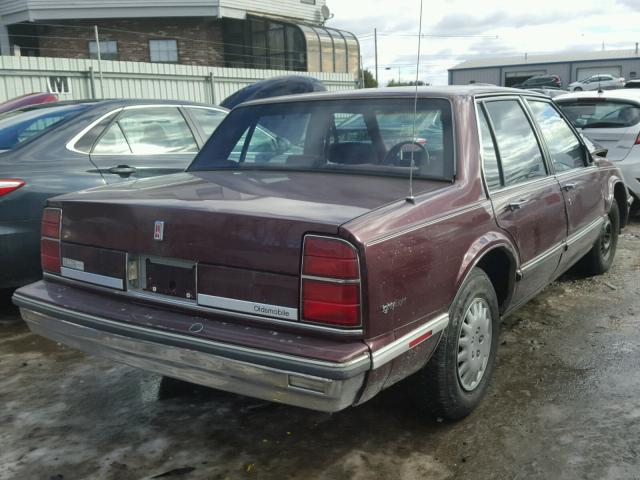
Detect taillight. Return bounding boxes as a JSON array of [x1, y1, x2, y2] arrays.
[[0, 179, 25, 197], [41, 208, 62, 274], [301, 236, 361, 327], [635, 132, 640, 145]]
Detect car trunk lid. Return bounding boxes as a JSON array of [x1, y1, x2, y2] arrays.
[[52, 171, 440, 274], [580, 125, 639, 161]]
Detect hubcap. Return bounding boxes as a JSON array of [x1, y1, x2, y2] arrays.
[[457, 298, 492, 392], [600, 217, 613, 259]]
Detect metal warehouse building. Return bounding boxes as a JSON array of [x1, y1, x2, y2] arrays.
[[448, 48, 640, 87]]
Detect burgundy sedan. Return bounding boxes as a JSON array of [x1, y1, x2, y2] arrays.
[[13, 87, 630, 420]]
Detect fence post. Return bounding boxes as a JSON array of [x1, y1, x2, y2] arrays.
[[88, 66, 97, 99], [209, 72, 216, 104]]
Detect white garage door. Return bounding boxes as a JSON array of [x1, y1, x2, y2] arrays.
[[576, 66, 622, 82]]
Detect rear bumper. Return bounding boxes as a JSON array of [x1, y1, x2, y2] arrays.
[[14, 293, 370, 413], [0, 220, 40, 288], [616, 148, 640, 198]]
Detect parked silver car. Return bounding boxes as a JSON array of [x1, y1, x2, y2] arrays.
[[568, 74, 625, 92], [555, 89, 640, 209]]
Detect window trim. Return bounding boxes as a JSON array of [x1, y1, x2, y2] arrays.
[[476, 95, 551, 193], [67, 105, 207, 156], [148, 38, 179, 63], [88, 39, 118, 61]]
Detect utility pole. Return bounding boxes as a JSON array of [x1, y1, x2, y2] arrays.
[[94, 25, 104, 98], [374, 28, 379, 86]]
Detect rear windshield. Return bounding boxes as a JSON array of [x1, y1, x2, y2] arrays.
[[0, 104, 89, 150], [189, 98, 454, 180], [557, 100, 640, 129]]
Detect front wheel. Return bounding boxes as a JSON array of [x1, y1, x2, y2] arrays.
[[573, 86, 583, 91], [578, 201, 620, 276], [413, 268, 500, 421]]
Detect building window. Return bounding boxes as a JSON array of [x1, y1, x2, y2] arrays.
[[88, 40, 118, 61], [223, 17, 307, 71], [149, 39, 178, 63]]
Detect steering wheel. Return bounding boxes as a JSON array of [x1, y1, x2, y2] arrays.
[[383, 141, 430, 166]]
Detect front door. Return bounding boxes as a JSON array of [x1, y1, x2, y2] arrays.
[[526, 99, 606, 270], [479, 99, 567, 306], [89, 106, 200, 182]]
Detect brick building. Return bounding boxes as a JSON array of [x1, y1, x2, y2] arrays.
[[0, 1, 359, 75]]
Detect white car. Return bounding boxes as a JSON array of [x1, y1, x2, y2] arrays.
[[555, 89, 640, 209], [568, 74, 625, 91]]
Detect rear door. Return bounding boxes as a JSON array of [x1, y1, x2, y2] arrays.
[[478, 98, 567, 306], [89, 106, 200, 182], [526, 99, 606, 269]]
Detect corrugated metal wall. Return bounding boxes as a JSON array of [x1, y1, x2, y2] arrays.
[[0, 56, 357, 104], [451, 58, 640, 86], [450, 68, 501, 86]]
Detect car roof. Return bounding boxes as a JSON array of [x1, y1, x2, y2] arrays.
[[238, 85, 547, 107], [7, 98, 227, 114], [554, 89, 640, 104]]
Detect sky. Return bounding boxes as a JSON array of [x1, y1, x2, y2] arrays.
[[326, 0, 640, 85]]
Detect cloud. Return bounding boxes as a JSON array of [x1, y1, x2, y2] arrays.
[[616, 0, 640, 10], [430, 9, 603, 36]]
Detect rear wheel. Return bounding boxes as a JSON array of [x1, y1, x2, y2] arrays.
[[578, 201, 620, 276], [413, 268, 500, 421]]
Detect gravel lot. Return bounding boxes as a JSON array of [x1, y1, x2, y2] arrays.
[[1, 218, 639, 480]]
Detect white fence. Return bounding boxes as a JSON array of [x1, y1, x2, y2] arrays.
[[0, 56, 358, 104]]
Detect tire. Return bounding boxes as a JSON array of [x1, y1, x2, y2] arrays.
[[413, 268, 500, 421], [578, 201, 620, 276], [574, 86, 583, 91]]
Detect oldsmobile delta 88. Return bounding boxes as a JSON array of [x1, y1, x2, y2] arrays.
[[13, 87, 630, 420]]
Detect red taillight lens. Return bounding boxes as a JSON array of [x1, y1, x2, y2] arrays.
[[0, 179, 25, 197], [303, 237, 359, 279], [303, 280, 359, 304], [41, 208, 62, 274], [635, 132, 640, 145], [42, 208, 61, 239], [301, 236, 361, 327], [41, 238, 61, 274]]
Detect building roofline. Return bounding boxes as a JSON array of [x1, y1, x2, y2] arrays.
[[449, 50, 640, 72]]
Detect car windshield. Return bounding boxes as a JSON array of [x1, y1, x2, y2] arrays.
[[558, 100, 640, 129], [190, 98, 454, 180], [0, 104, 89, 150]]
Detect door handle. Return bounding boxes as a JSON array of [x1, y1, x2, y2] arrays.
[[507, 199, 529, 211], [562, 183, 577, 191], [108, 165, 137, 175]]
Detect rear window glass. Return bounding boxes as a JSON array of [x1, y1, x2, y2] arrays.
[[190, 98, 454, 180], [558, 100, 640, 129], [0, 104, 88, 150]]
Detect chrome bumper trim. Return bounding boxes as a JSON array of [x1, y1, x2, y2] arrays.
[[12, 293, 370, 381], [42, 274, 364, 337], [18, 307, 365, 413], [60, 267, 123, 290], [371, 313, 449, 369], [197, 293, 298, 321]]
